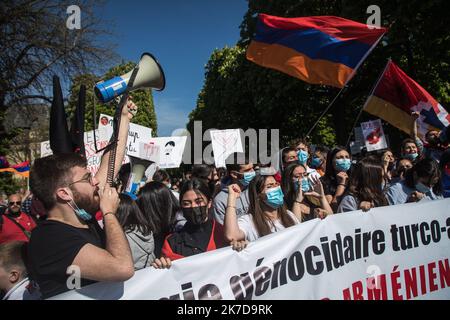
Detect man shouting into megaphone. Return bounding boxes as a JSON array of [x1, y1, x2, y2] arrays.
[[27, 98, 138, 299]]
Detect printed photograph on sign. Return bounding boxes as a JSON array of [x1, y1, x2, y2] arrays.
[[361, 119, 388, 152], [139, 137, 187, 169], [98, 113, 152, 159], [40, 130, 129, 175]]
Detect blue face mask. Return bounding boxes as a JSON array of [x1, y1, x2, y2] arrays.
[[295, 178, 311, 192], [240, 171, 256, 186], [403, 153, 418, 161], [265, 186, 284, 209], [415, 182, 431, 194], [335, 159, 351, 172], [68, 198, 92, 221], [310, 157, 322, 169], [297, 150, 309, 165]]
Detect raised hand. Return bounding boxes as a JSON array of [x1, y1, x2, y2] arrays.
[[228, 184, 241, 199], [231, 239, 248, 252], [151, 257, 172, 269], [359, 201, 374, 212], [99, 183, 120, 215], [336, 171, 349, 186], [407, 191, 424, 203], [304, 175, 324, 199]]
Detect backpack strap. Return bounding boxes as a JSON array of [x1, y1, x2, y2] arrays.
[[3, 214, 31, 239]]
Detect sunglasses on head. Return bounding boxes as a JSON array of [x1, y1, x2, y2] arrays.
[[9, 201, 21, 206]]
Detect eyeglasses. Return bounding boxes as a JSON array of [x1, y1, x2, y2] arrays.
[[68, 172, 94, 186], [9, 201, 21, 206]]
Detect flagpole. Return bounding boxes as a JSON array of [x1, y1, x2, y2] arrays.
[[306, 32, 387, 139], [305, 84, 348, 138], [345, 59, 392, 148], [344, 31, 387, 87]]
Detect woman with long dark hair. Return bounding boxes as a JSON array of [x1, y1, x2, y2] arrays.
[[386, 158, 443, 205], [281, 163, 333, 221], [224, 173, 300, 242], [116, 194, 155, 270], [337, 156, 389, 213], [191, 164, 220, 197], [136, 181, 181, 258], [160, 178, 227, 260], [321, 146, 352, 212]]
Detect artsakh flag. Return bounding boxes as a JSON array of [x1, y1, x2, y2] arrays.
[[246, 14, 387, 88], [363, 60, 450, 138], [0, 161, 30, 178]]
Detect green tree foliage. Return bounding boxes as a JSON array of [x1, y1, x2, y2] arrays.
[[67, 62, 158, 134], [189, 0, 450, 152]]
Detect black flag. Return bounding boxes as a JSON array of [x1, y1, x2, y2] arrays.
[[70, 84, 86, 158], [49, 75, 72, 153]]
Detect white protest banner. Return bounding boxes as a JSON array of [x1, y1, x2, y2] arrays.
[[52, 199, 450, 300], [98, 114, 152, 159], [361, 119, 388, 152], [40, 130, 129, 175], [210, 129, 243, 168], [139, 136, 187, 169]]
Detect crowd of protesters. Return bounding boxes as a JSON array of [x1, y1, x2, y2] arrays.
[[1, 101, 449, 299]]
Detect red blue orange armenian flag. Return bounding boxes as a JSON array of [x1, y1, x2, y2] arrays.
[[246, 14, 387, 88]]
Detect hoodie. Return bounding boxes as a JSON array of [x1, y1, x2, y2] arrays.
[[125, 227, 156, 270]]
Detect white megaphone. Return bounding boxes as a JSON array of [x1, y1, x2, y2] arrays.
[[94, 52, 165, 103], [126, 156, 153, 195]]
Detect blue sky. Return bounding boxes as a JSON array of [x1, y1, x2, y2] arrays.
[[96, 0, 248, 136]]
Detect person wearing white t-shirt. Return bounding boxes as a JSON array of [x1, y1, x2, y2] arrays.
[[294, 139, 321, 181], [224, 173, 301, 243]]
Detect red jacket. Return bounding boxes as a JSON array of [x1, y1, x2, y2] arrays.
[[0, 212, 36, 244], [161, 219, 226, 261]]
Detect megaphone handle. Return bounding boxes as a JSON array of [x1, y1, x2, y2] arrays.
[[105, 64, 140, 187], [106, 93, 127, 186]]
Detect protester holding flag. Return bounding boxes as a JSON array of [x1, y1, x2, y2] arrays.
[[337, 156, 389, 213], [400, 138, 422, 163], [160, 179, 227, 261], [281, 163, 333, 221], [411, 111, 449, 163], [321, 147, 352, 212], [224, 173, 300, 242], [363, 60, 450, 149], [116, 194, 156, 270]]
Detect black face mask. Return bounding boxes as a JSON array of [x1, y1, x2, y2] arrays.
[[182, 206, 208, 225]]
